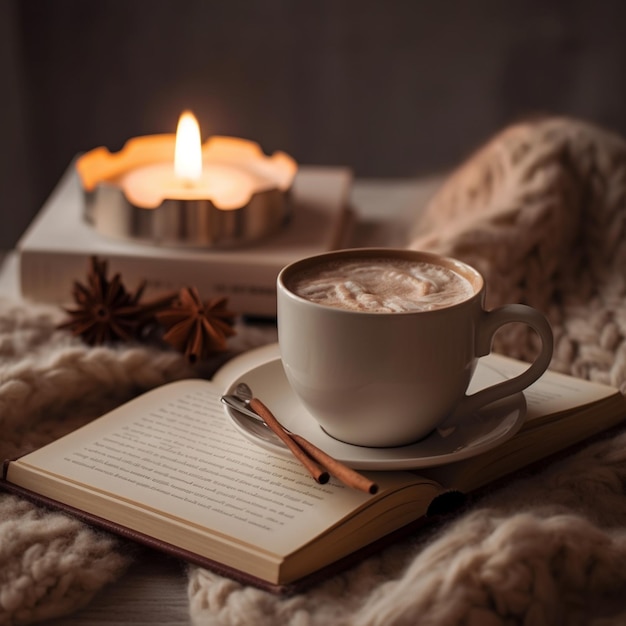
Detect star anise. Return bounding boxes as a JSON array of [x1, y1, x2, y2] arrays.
[[156, 287, 237, 362], [58, 257, 153, 345]]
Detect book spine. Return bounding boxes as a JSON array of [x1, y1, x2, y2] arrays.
[[19, 251, 280, 317]]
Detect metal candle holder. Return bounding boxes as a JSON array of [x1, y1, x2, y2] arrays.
[[76, 135, 298, 248]]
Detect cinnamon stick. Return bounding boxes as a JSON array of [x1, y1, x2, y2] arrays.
[[249, 397, 378, 495], [290, 433, 379, 495], [249, 398, 330, 484]]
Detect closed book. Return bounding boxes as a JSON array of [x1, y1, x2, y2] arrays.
[[17, 163, 353, 317]]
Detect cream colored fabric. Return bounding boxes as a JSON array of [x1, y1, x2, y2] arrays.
[[412, 116, 626, 392], [2, 295, 626, 626], [0, 301, 191, 624], [3, 117, 626, 625], [0, 300, 266, 625]]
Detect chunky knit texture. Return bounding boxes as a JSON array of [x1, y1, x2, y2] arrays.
[[186, 430, 626, 626], [0, 299, 271, 625], [411, 116, 626, 393], [3, 117, 626, 625]]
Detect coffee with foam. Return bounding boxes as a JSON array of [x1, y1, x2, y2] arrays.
[[278, 248, 553, 446], [287, 256, 475, 313]]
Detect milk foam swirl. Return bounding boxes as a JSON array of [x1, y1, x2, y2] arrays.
[[289, 258, 474, 312]]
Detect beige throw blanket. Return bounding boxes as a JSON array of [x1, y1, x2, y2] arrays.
[[412, 116, 626, 394], [2, 116, 626, 625]]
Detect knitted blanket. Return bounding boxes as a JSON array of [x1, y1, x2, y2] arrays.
[[411, 116, 626, 394], [2, 116, 626, 625]]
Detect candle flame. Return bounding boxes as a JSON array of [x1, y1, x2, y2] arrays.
[[174, 111, 202, 182]]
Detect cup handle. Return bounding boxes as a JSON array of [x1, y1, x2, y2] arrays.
[[440, 304, 553, 428]]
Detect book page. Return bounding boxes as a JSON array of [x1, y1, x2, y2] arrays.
[[11, 380, 417, 557], [482, 354, 620, 422], [424, 356, 625, 493]]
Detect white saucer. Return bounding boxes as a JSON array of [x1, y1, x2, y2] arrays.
[[216, 344, 527, 470]]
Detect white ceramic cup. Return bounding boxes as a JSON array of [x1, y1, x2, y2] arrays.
[[277, 248, 553, 447]]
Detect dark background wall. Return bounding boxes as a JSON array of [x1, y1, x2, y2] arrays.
[[1, 0, 626, 249]]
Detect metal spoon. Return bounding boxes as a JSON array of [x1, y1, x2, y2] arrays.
[[222, 383, 379, 494], [221, 384, 286, 447], [233, 382, 255, 405], [221, 383, 271, 424]]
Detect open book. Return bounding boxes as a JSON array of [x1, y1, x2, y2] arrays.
[[2, 347, 625, 593]]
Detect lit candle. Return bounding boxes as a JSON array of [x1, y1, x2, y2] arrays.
[[175, 111, 202, 182], [118, 111, 264, 210], [75, 112, 297, 247]]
